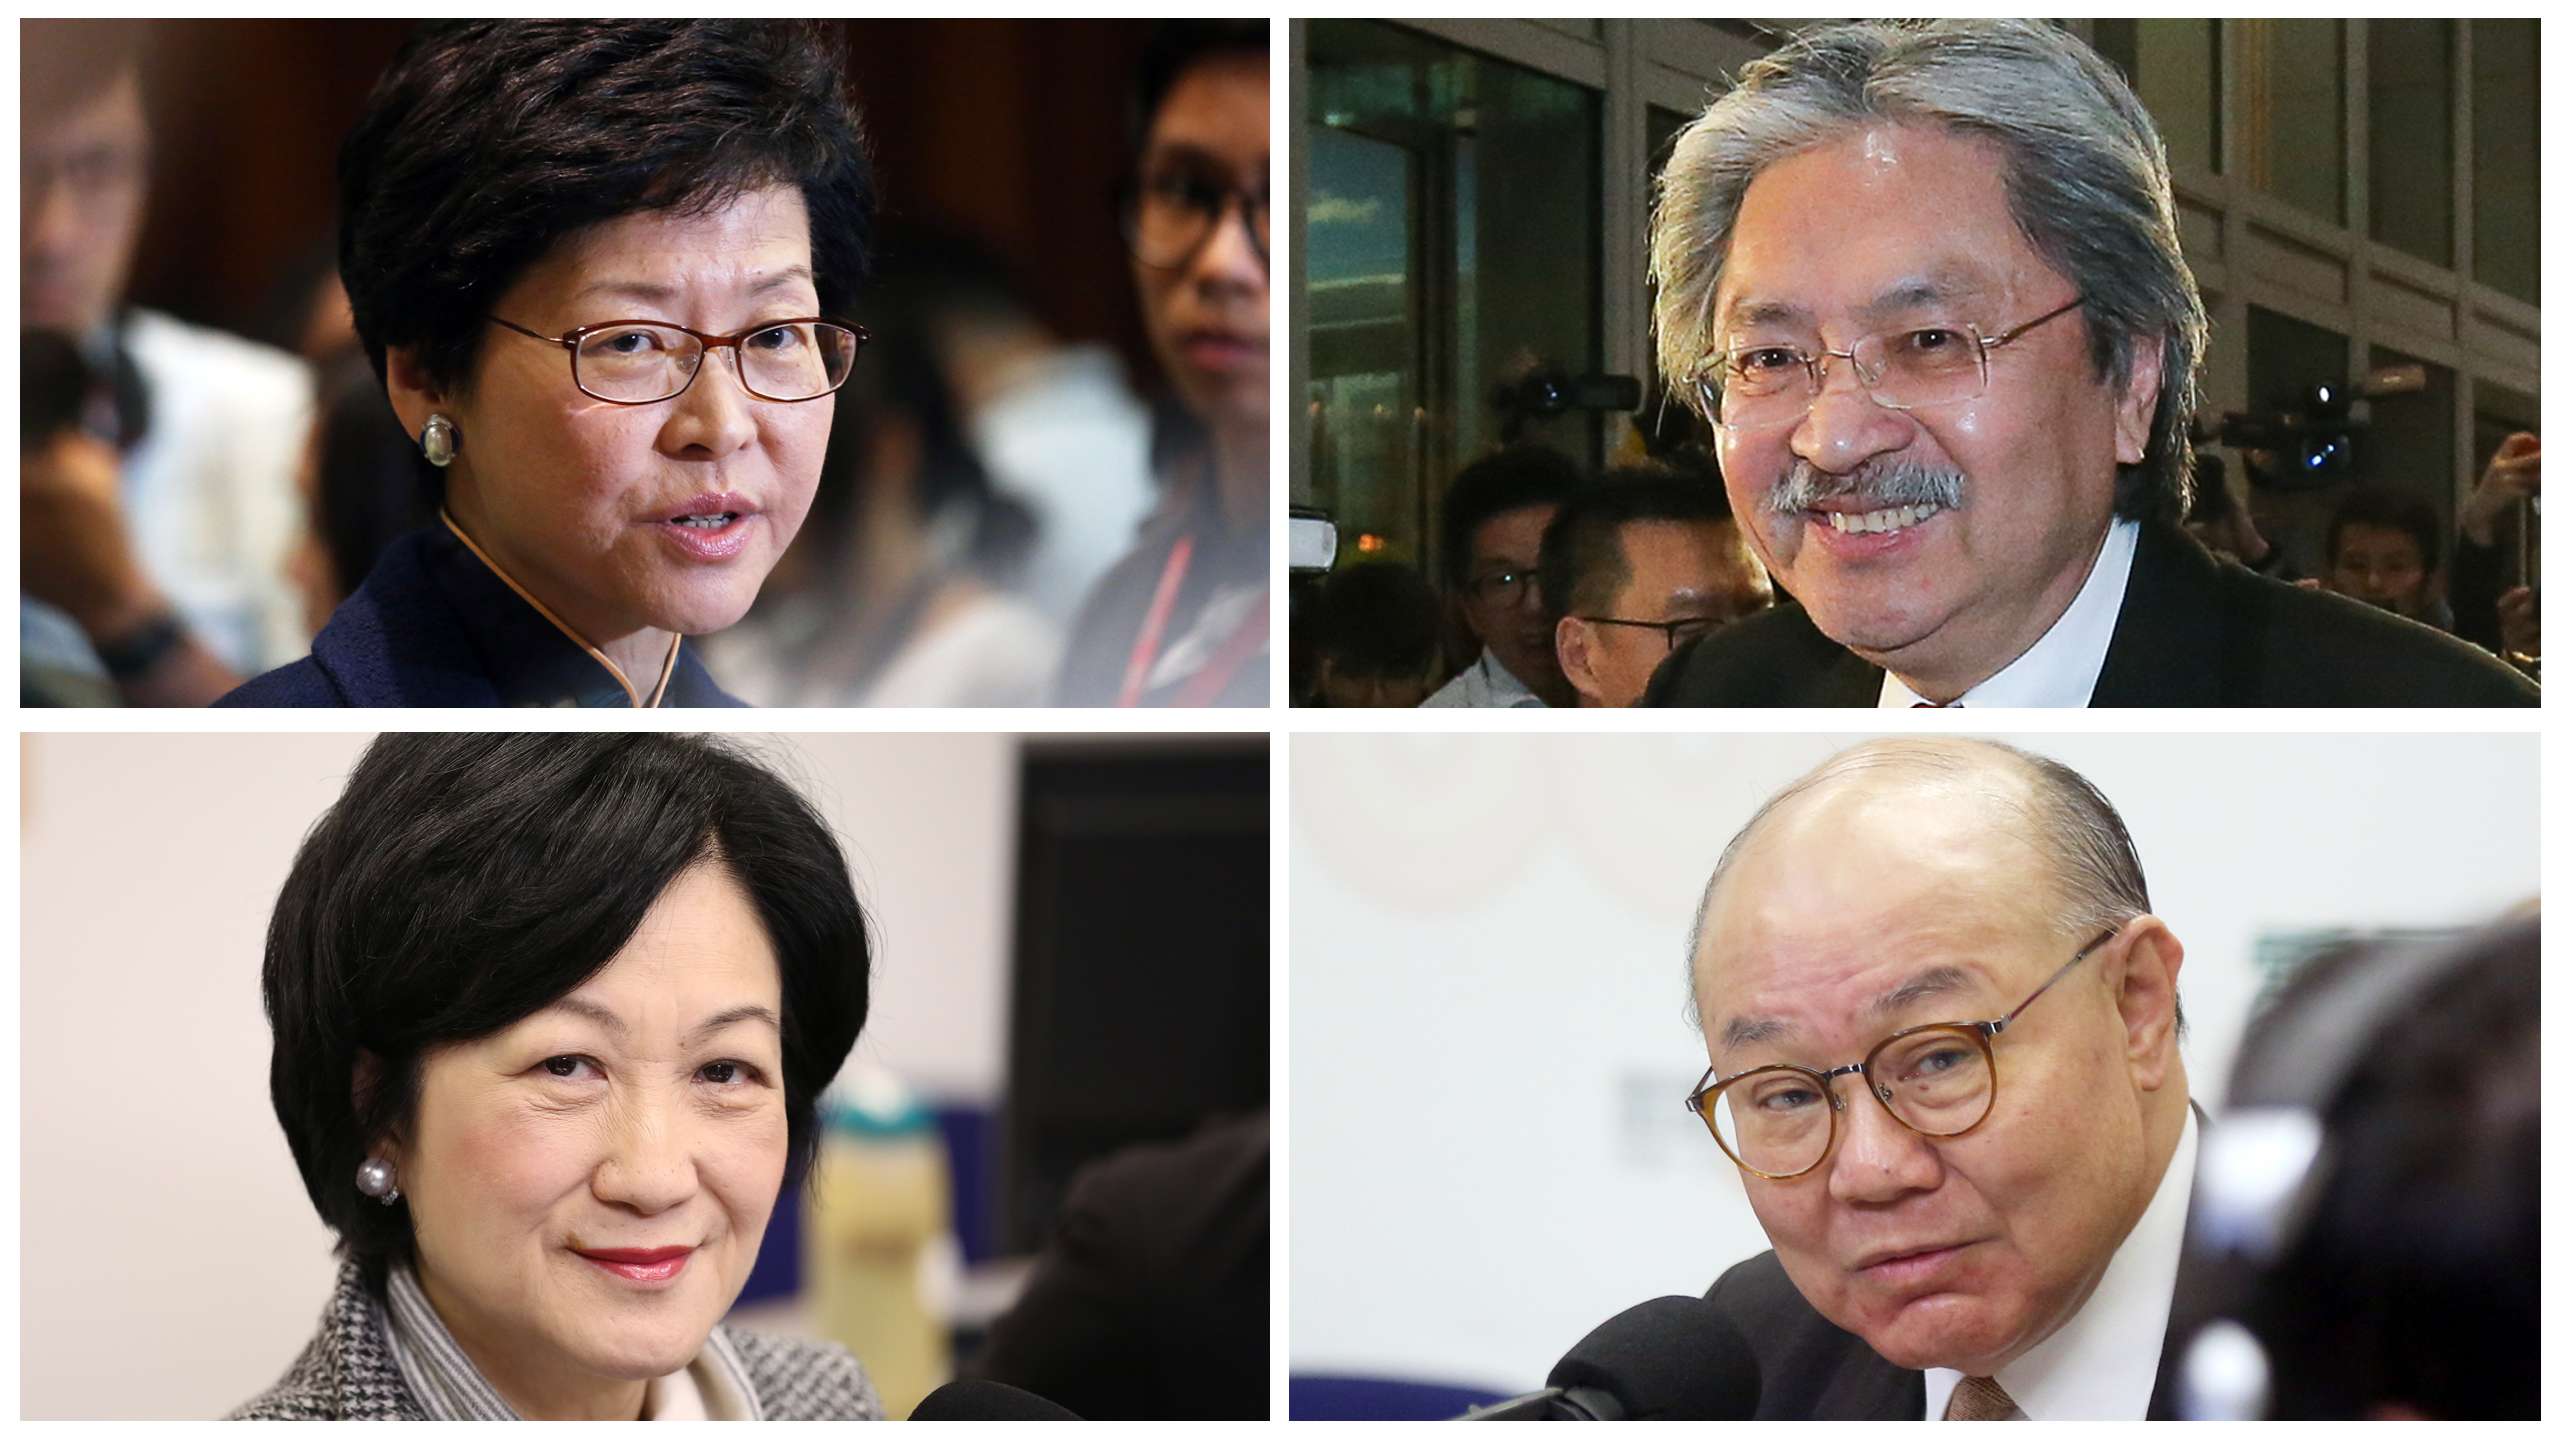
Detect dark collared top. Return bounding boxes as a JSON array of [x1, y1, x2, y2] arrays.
[[218, 521, 743, 708]]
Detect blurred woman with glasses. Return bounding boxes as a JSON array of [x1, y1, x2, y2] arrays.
[[222, 20, 873, 707], [1052, 20, 1271, 707]]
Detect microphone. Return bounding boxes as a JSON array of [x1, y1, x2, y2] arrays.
[[1462, 1296, 1760, 1420], [908, 1379, 1081, 1420]]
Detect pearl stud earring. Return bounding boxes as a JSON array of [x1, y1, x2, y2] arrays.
[[356, 1156, 402, 1206], [419, 413, 459, 468]]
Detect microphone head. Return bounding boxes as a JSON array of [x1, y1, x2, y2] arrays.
[[908, 1379, 1081, 1421], [1545, 1296, 1761, 1420]]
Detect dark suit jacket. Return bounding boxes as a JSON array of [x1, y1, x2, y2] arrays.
[[217, 526, 742, 708], [1645, 522, 2539, 707], [1703, 1249, 2185, 1420]]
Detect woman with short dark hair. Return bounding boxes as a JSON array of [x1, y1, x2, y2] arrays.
[[235, 733, 877, 1419], [1053, 21, 1270, 707], [221, 21, 874, 707]]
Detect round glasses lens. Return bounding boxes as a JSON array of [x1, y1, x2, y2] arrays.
[[741, 322, 855, 400], [575, 324, 699, 402], [1133, 188, 1206, 267], [1707, 1069, 1833, 1177], [1870, 1027, 1993, 1136]]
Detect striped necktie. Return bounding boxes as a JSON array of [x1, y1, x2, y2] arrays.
[[1945, 1373, 2024, 1420]]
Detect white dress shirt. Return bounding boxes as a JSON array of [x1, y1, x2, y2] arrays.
[[1922, 1105, 2199, 1420], [1880, 518, 2139, 708], [1420, 648, 1549, 708]]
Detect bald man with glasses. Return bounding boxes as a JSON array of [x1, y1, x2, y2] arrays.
[[1685, 738, 2201, 1418]]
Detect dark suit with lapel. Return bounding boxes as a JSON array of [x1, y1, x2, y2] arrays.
[[1704, 1249, 2185, 1419], [1644, 522, 2539, 707]]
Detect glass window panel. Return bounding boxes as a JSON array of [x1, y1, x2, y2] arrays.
[[2367, 20, 2453, 267], [2245, 20, 2343, 224], [1304, 20, 1600, 583], [2364, 344, 2456, 526], [2471, 19, 2540, 303], [2091, 20, 2221, 177]]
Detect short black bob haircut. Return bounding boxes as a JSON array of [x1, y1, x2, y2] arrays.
[[264, 733, 871, 1276], [337, 20, 874, 479]]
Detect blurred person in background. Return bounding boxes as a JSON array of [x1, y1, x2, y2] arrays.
[[2452, 432, 2539, 670], [705, 285, 1056, 706], [286, 347, 436, 640], [1305, 560, 1442, 706], [2315, 487, 2454, 631], [21, 20, 312, 703], [239, 733, 879, 1419], [222, 20, 873, 707], [2168, 914, 2537, 1419], [892, 227, 1154, 626], [1054, 20, 1270, 707], [1423, 446, 1582, 708], [21, 331, 251, 705], [1543, 465, 1773, 707], [975, 1109, 1269, 1419]]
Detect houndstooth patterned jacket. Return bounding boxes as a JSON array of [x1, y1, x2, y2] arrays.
[[228, 1261, 883, 1420]]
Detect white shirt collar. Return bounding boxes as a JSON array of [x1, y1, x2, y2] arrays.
[[380, 1262, 760, 1420], [1922, 1105, 2198, 1420], [1879, 518, 2139, 708], [1419, 648, 1550, 708]]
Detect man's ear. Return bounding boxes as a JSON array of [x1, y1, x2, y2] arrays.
[[382, 345, 451, 442], [1555, 616, 1602, 707], [2111, 916, 2185, 1091], [2114, 333, 2165, 468]]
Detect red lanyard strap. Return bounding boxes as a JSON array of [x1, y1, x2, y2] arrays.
[[1117, 534, 1195, 707]]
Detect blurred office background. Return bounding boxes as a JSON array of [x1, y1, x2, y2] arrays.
[[26, 19, 1205, 705], [1287, 731, 2537, 1416], [21, 732, 1268, 1418], [1291, 20, 2539, 684]]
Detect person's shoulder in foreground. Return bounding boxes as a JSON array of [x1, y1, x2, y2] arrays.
[[1647, 526, 2539, 707]]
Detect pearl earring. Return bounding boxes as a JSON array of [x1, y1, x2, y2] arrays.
[[419, 413, 459, 468], [356, 1156, 402, 1206]]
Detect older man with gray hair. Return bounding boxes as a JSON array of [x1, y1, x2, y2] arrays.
[[1641, 20, 2532, 707], [1685, 737, 2199, 1417]]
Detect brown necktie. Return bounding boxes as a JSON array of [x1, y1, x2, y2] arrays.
[[1945, 1374, 2024, 1420]]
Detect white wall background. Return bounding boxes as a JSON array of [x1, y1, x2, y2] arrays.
[[20, 731, 1024, 1420], [1288, 731, 2538, 1394]]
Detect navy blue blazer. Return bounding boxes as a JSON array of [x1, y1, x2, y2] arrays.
[[217, 525, 743, 708]]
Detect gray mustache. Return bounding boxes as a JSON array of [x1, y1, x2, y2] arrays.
[[1765, 458, 1967, 518]]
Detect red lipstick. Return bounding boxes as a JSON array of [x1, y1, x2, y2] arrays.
[[572, 1245, 695, 1287]]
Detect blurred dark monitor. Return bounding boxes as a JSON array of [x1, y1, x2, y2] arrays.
[[999, 739, 1269, 1253]]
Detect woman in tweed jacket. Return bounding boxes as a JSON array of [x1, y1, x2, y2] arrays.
[[233, 734, 881, 1420]]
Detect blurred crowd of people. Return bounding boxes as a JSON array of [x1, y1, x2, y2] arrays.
[[1296, 429, 2540, 707], [21, 19, 1269, 708]]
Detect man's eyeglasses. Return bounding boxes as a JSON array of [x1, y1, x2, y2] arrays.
[[488, 316, 865, 406], [1685, 928, 2118, 1180], [1465, 567, 1540, 608], [1579, 614, 1732, 656], [1122, 164, 1270, 270], [1689, 297, 2084, 432]]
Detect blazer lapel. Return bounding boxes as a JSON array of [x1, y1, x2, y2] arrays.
[[2090, 524, 2232, 706]]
